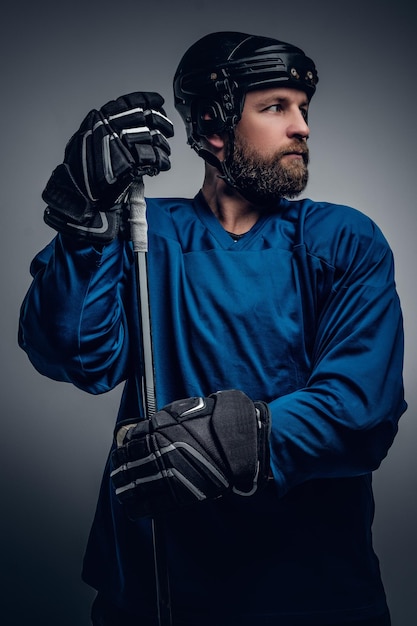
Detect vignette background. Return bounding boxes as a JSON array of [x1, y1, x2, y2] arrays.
[[1, 1, 416, 623]]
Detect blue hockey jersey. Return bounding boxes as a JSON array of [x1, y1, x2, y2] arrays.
[[19, 192, 407, 625]]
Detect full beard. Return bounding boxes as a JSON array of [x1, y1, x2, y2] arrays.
[[227, 135, 309, 206]]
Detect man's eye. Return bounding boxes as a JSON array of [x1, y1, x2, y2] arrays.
[[266, 104, 282, 112], [301, 108, 309, 121]]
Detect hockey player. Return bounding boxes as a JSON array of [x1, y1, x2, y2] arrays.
[[19, 31, 406, 626]]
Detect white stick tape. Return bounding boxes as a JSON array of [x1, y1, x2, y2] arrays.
[[128, 178, 148, 253]]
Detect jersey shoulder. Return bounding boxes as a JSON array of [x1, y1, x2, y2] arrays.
[[286, 197, 391, 269], [144, 196, 199, 241]]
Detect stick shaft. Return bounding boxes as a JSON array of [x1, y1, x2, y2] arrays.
[[128, 178, 172, 626], [135, 251, 157, 417]]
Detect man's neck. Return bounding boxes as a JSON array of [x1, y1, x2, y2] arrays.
[[201, 173, 262, 235]]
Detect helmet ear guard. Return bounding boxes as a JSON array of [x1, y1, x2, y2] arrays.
[[192, 99, 232, 138], [187, 95, 239, 188], [181, 72, 243, 143]]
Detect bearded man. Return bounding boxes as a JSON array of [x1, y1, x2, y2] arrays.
[[19, 31, 406, 626]]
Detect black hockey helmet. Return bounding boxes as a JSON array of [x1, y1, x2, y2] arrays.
[[173, 31, 318, 176]]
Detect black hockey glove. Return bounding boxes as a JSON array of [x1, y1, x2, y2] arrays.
[[110, 390, 271, 520], [42, 92, 174, 244]]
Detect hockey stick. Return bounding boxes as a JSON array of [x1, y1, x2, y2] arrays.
[[128, 176, 173, 626]]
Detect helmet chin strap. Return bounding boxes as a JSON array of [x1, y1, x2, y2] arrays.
[[198, 148, 237, 188], [191, 129, 240, 191]]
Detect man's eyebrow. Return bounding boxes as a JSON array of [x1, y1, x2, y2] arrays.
[[254, 94, 309, 108]]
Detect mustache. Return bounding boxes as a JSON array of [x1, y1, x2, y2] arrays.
[[278, 143, 309, 165]]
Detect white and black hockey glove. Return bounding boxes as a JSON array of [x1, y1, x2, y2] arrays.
[[110, 390, 271, 520], [42, 92, 174, 243]]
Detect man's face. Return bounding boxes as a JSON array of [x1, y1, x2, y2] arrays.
[[228, 87, 311, 205]]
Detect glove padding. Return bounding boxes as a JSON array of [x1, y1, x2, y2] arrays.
[[110, 390, 271, 520], [42, 92, 174, 243]]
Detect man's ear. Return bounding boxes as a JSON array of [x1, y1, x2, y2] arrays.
[[204, 133, 225, 151], [197, 104, 227, 152]]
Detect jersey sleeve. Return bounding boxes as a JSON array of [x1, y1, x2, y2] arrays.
[[18, 234, 136, 394], [269, 212, 407, 496]]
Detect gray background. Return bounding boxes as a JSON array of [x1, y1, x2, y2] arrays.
[[1, 1, 416, 624]]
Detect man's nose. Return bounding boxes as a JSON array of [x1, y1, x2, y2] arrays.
[[287, 110, 310, 140]]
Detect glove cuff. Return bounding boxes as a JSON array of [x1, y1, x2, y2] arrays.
[[42, 163, 134, 243], [210, 390, 271, 496]]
